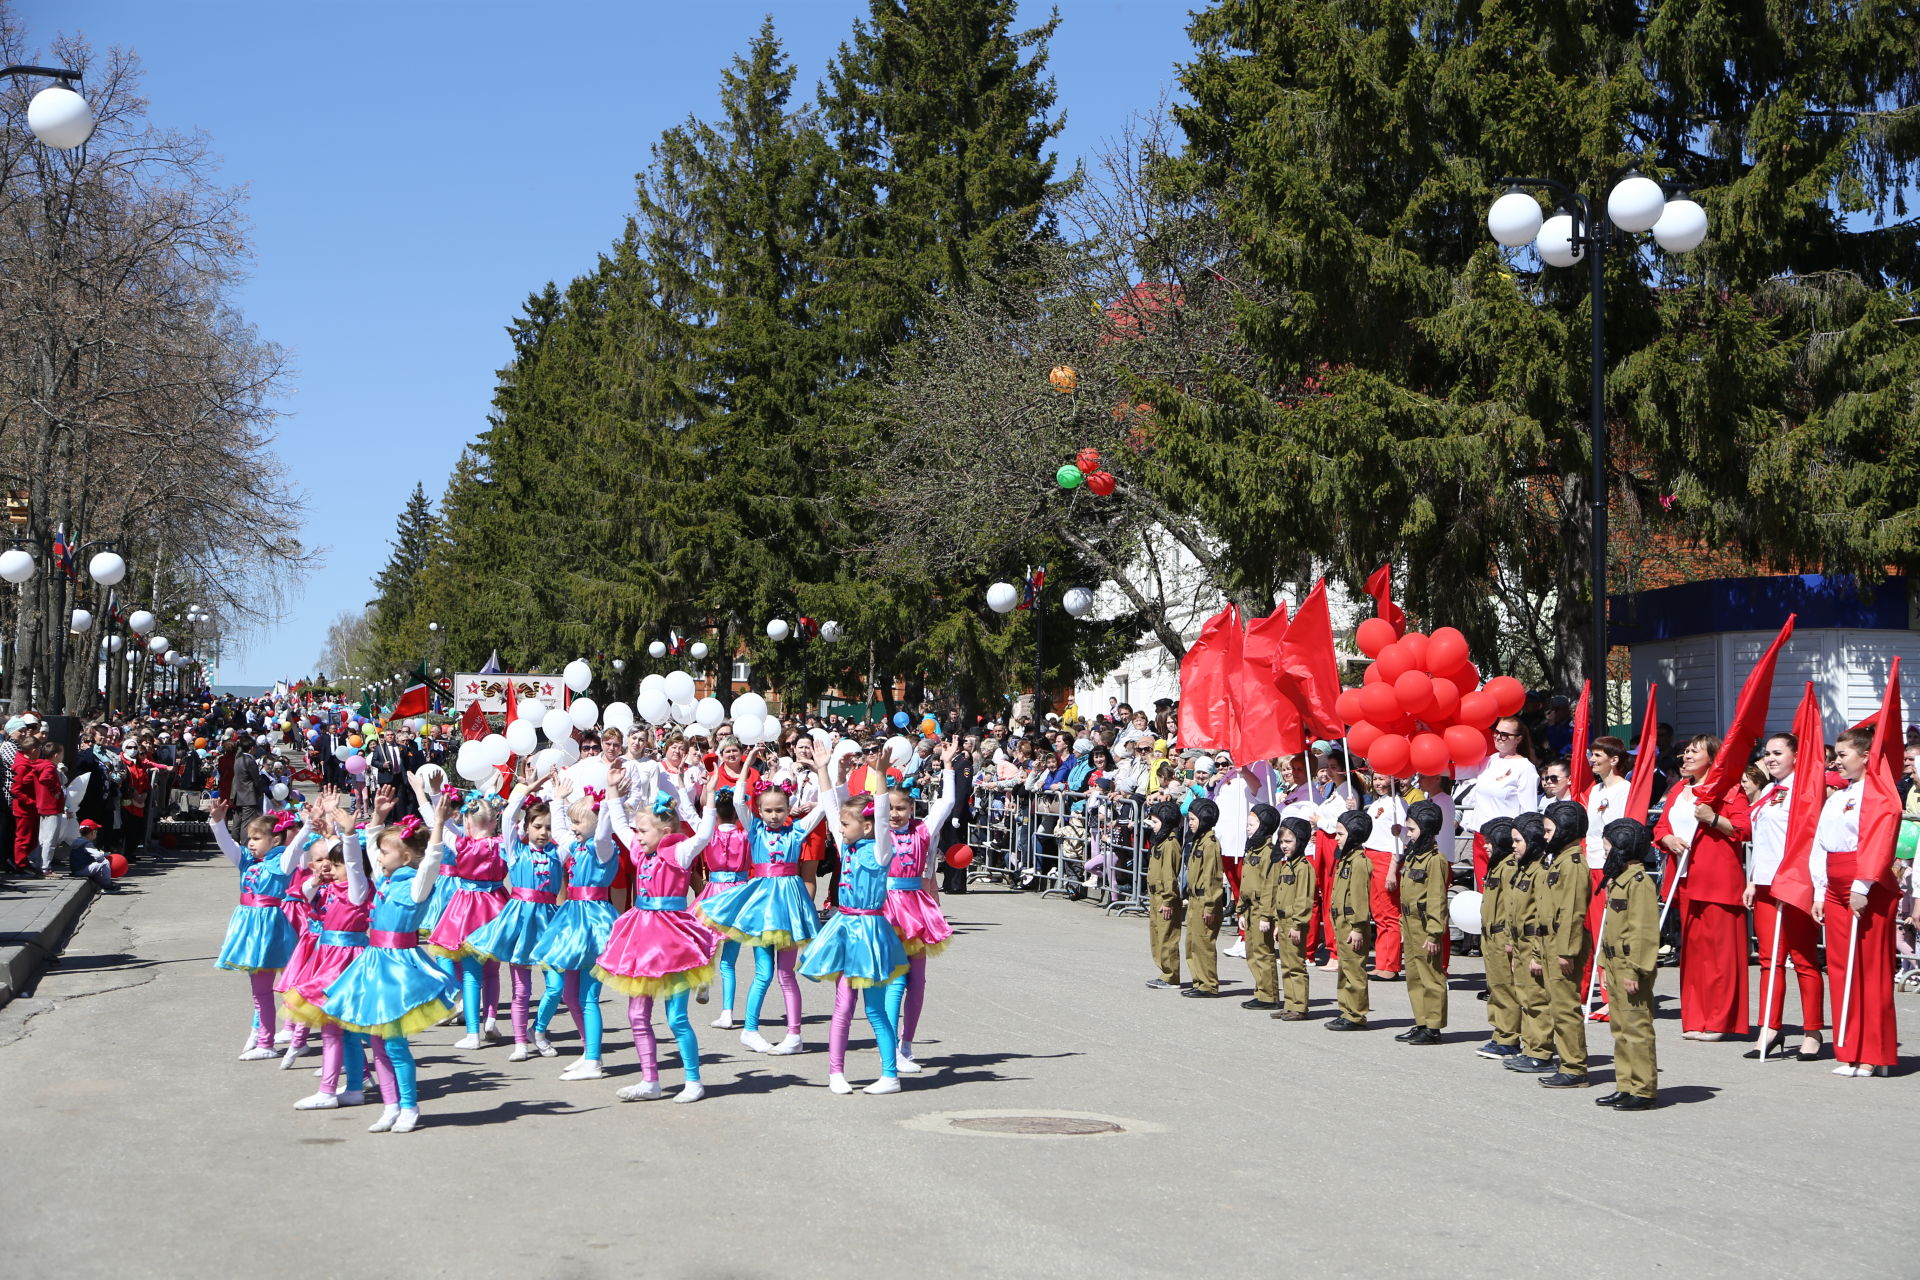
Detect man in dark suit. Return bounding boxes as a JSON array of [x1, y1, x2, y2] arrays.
[[373, 730, 420, 818]]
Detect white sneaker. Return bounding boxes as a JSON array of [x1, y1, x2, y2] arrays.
[[237, 1046, 278, 1062], [1225, 938, 1247, 959], [739, 1030, 775, 1054], [368, 1106, 401, 1133], [863, 1076, 902, 1095], [896, 1056, 924, 1075], [695, 984, 710, 1005], [559, 1060, 606, 1081], [508, 1043, 529, 1062], [617, 1080, 663, 1101], [1833, 1063, 1864, 1077], [391, 1107, 421, 1133], [279, 1047, 304, 1070], [483, 1018, 500, 1041], [452, 1033, 482, 1051], [768, 1033, 803, 1056], [828, 1072, 854, 1095], [533, 1033, 557, 1058], [339, 1090, 366, 1106], [273, 1029, 293, 1048], [710, 1011, 735, 1030], [673, 1080, 705, 1104], [293, 1092, 339, 1110]]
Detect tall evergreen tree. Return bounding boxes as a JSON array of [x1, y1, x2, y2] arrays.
[[365, 481, 440, 675]]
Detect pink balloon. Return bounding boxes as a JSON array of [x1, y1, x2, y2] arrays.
[[344, 754, 368, 776]]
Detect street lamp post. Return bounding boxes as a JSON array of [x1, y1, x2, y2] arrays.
[[1, 65, 94, 150], [1485, 174, 1707, 699]]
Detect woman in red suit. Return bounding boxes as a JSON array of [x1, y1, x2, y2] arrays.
[[1811, 728, 1898, 1077], [1653, 735, 1752, 1040]]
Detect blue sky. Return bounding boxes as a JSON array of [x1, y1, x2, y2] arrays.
[[19, 0, 1196, 684]]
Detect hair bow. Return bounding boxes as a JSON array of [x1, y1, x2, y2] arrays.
[[582, 786, 606, 805], [269, 811, 299, 835], [651, 792, 675, 817], [460, 791, 487, 814], [393, 814, 424, 841], [861, 799, 875, 818]]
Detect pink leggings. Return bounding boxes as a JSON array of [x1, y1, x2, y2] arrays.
[[885, 955, 927, 1054], [248, 971, 277, 1048], [829, 978, 898, 1077], [318, 1022, 366, 1096], [743, 945, 801, 1037], [509, 965, 533, 1043], [628, 992, 698, 1083]]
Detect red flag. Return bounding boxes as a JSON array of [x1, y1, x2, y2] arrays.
[[1856, 657, 1903, 885], [1234, 603, 1301, 761], [1770, 681, 1826, 916], [504, 675, 520, 728], [1363, 563, 1406, 638], [391, 664, 431, 720], [1273, 581, 1344, 739], [1694, 615, 1795, 808], [1178, 604, 1238, 751], [1567, 680, 1594, 800], [458, 701, 488, 743], [1624, 684, 1660, 822]]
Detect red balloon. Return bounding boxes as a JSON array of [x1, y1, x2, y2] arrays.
[[1457, 690, 1498, 729], [1398, 632, 1430, 670], [1085, 470, 1116, 497], [1393, 669, 1434, 715], [1427, 676, 1461, 723], [944, 844, 975, 869], [1367, 732, 1411, 778], [1484, 675, 1527, 717], [1374, 641, 1413, 684], [107, 853, 129, 879], [1443, 723, 1488, 769], [1346, 720, 1382, 757], [1408, 731, 1450, 776], [1359, 682, 1400, 723], [1362, 662, 1385, 685], [1427, 626, 1469, 673], [1334, 687, 1367, 725], [1355, 616, 1396, 658], [1441, 660, 1480, 691], [1075, 447, 1102, 473]]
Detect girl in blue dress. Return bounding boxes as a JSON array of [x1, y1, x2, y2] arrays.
[[532, 781, 619, 1081], [803, 771, 910, 1095], [209, 800, 308, 1061], [697, 742, 828, 1056], [323, 793, 457, 1134], [467, 788, 563, 1062]]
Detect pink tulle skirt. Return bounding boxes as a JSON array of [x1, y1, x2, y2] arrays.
[[274, 932, 320, 994], [427, 888, 506, 959], [884, 888, 953, 956], [292, 942, 365, 1006], [592, 908, 720, 997]]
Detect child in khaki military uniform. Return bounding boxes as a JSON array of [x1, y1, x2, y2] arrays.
[[1597, 817, 1659, 1110], [1180, 799, 1227, 998], [1235, 804, 1284, 1010], [1474, 816, 1522, 1061], [1270, 816, 1319, 1021], [1505, 812, 1555, 1074], [1145, 802, 1185, 990], [1395, 800, 1450, 1045], [1326, 810, 1374, 1030], [1533, 800, 1593, 1088]]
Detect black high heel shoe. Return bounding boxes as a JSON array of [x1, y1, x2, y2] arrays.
[[1741, 1034, 1790, 1061], [1795, 1033, 1824, 1062]]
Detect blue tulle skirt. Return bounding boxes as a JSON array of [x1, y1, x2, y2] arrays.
[[531, 900, 618, 972], [465, 899, 554, 967], [798, 912, 909, 988], [696, 876, 819, 949], [214, 904, 299, 973], [323, 947, 458, 1038]]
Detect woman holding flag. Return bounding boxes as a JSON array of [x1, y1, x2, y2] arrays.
[[1653, 735, 1753, 1040], [1743, 731, 1825, 1061]]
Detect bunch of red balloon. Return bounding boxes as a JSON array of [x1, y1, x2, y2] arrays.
[[1056, 448, 1116, 496], [1333, 622, 1527, 778]]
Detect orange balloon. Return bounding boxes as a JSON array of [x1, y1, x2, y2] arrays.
[[347, 734, 363, 748]]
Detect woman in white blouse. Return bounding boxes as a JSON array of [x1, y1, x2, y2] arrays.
[[1461, 717, 1539, 888], [1810, 728, 1898, 1077]]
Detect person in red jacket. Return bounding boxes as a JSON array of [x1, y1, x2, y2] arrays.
[[119, 746, 152, 863], [1653, 734, 1754, 1040], [11, 741, 49, 874]]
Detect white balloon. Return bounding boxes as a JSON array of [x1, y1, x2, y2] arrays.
[[640, 673, 667, 696], [148, 635, 171, 654], [128, 610, 156, 635], [819, 621, 842, 643], [733, 712, 764, 745], [690, 641, 709, 660], [70, 609, 94, 633], [766, 618, 790, 641], [87, 551, 127, 586], [762, 716, 782, 744], [1486, 190, 1544, 247], [731, 691, 768, 722], [611, 658, 626, 672], [480, 733, 511, 767], [568, 757, 609, 791], [695, 696, 726, 729], [1449, 889, 1484, 935], [334, 744, 352, 762], [26, 85, 94, 149], [569, 697, 599, 730], [0, 549, 35, 584], [1651, 197, 1708, 253], [1535, 213, 1584, 268], [663, 671, 695, 704], [553, 734, 581, 764], [1062, 587, 1095, 619], [531, 748, 561, 776], [602, 701, 635, 734], [637, 688, 672, 726], [271, 782, 290, 802], [649, 640, 667, 658], [670, 700, 696, 726], [1606, 173, 1666, 233], [540, 708, 573, 743], [563, 659, 593, 692], [459, 748, 496, 784], [986, 582, 1019, 614]]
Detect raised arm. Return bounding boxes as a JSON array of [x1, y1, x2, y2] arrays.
[[592, 794, 616, 863], [206, 798, 247, 868], [414, 793, 455, 904], [672, 792, 719, 869], [866, 807, 896, 872], [345, 824, 374, 905]]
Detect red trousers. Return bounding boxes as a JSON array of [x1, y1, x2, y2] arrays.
[[1471, 831, 1488, 890], [1582, 869, 1607, 1001], [1222, 856, 1244, 938], [1821, 851, 1898, 1067], [1679, 898, 1750, 1034], [11, 801, 39, 869], [1368, 854, 1401, 973], [1309, 832, 1337, 958], [1752, 884, 1825, 1032]]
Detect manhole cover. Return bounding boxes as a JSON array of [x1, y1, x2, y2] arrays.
[[950, 1115, 1123, 1136]]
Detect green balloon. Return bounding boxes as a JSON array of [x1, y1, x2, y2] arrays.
[[1056, 464, 1084, 489]]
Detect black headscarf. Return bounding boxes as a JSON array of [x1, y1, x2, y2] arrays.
[[1512, 811, 1548, 866], [1148, 801, 1182, 846], [1278, 816, 1315, 860], [1481, 816, 1516, 870], [1246, 803, 1281, 855], [1602, 817, 1653, 883], [1545, 800, 1588, 851], [1405, 800, 1443, 855], [1337, 808, 1373, 856], [1184, 797, 1220, 855]]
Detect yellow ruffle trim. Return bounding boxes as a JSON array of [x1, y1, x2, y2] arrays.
[[281, 989, 331, 1029], [591, 960, 719, 1000], [423, 942, 488, 961], [334, 998, 454, 1040], [805, 962, 911, 989], [900, 936, 950, 959]]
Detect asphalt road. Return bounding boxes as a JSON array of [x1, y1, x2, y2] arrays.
[[2, 841, 1914, 1279]]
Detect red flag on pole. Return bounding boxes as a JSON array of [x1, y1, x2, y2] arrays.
[[1273, 580, 1344, 740], [1770, 681, 1826, 916], [1567, 679, 1594, 800], [1178, 604, 1239, 751], [458, 701, 487, 742], [1363, 563, 1406, 638], [1234, 603, 1301, 761], [1694, 615, 1796, 808], [1624, 684, 1660, 823], [1856, 657, 1904, 886]]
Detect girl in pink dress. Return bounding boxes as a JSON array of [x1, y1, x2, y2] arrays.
[[696, 790, 753, 1029], [881, 740, 959, 1073], [427, 787, 527, 1051]]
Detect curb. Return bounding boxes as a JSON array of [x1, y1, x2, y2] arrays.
[[0, 878, 100, 1009]]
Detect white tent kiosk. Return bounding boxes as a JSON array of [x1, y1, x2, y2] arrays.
[[1612, 575, 1918, 738]]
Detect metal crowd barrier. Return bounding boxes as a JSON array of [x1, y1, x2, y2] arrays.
[[942, 784, 1149, 916]]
